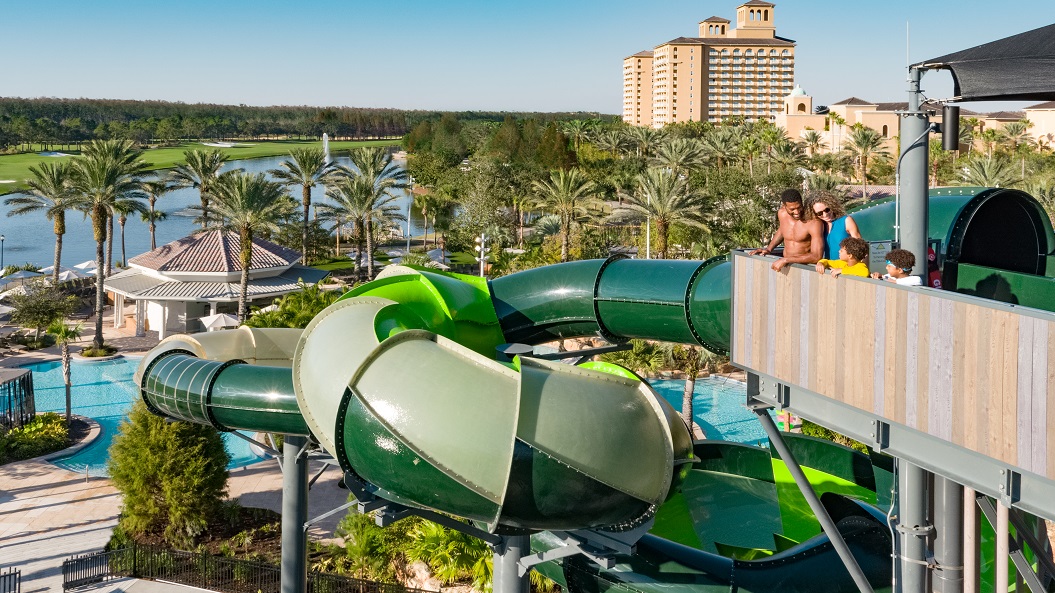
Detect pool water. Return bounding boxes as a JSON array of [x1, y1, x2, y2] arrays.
[[27, 357, 267, 477], [649, 376, 771, 445]]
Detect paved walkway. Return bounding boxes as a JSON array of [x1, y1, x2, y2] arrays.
[[0, 308, 350, 592]]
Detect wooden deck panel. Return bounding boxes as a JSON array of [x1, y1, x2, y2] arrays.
[[731, 253, 1055, 482]]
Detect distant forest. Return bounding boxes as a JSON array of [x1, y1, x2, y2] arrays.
[[0, 97, 614, 151]]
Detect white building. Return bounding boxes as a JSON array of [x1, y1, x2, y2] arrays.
[[106, 230, 328, 339]]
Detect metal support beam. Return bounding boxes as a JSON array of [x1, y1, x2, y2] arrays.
[[898, 462, 931, 593], [964, 487, 979, 593], [745, 373, 1055, 522], [899, 67, 931, 284], [493, 535, 530, 593], [751, 404, 875, 593], [280, 435, 309, 593], [933, 476, 964, 593], [977, 497, 1049, 593]]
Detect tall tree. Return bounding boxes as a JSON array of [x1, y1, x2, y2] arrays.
[[320, 176, 406, 281], [844, 125, 891, 201], [650, 138, 707, 176], [171, 148, 229, 229], [141, 176, 176, 250], [205, 173, 291, 321], [612, 168, 711, 260], [4, 161, 76, 283], [70, 139, 148, 349], [46, 320, 82, 425], [344, 147, 409, 278], [532, 169, 601, 263], [112, 198, 146, 266], [801, 130, 827, 157], [268, 147, 340, 259]]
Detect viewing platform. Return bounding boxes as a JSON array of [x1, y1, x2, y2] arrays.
[[731, 250, 1055, 520]]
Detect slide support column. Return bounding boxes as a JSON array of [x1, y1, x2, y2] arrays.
[[899, 462, 932, 593], [281, 435, 309, 593], [493, 535, 530, 593], [934, 476, 964, 593]]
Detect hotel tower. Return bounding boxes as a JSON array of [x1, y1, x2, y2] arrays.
[[623, 0, 796, 128]]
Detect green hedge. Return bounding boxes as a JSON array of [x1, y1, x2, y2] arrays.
[[0, 412, 69, 463]]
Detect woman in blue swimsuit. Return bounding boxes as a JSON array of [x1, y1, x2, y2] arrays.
[[808, 196, 861, 259]]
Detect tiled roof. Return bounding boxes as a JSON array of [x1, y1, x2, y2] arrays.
[[1025, 101, 1055, 110], [702, 16, 731, 22], [128, 230, 301, 273], [831, 97, 876, 106], [661, 36, 794, 47], [107, 266, 330, 302], [629, 50, 653, 58], [740, 0, 775, 5], [985, 111, 1025, 120]]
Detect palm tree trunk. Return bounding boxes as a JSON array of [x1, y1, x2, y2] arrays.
[[682, 377, 695, 433], [149, 198, 157, 250], [561, 219, 570, 263], [365, 216, 375, 280], [119, 219, 127, 267], [53, 234, 63, 285], [62, 343, 71, 424], [105, 214, 114, 276], [657, 221, 669, 260], [239, 228, 252, 321], [94, 238, 105, 348], [201, 194, 210, 229], [302, 184, 311, 260]]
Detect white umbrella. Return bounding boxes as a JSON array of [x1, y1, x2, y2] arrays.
[[73, 260, 98, 270], [2, 270, 42, 281], [0, 305, 13, 316], [56, 269, 89, 282], [252, 303, 279, 315], [199, 313, 240, 331], [0, 285, 28, 300]]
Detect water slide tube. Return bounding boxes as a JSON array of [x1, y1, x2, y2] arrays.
[[136, 256, 729, 532]]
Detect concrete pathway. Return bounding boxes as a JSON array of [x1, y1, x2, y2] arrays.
[[0, 307, 351, 592]]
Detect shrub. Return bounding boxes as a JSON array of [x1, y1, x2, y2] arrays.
[[0, 412, 68, 463], [800, 419, 869, 454], [109, 401, 231, 548], [81, 344, 118, 357]]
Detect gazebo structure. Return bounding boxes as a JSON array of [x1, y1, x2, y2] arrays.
[[106, 230, 328, 338]]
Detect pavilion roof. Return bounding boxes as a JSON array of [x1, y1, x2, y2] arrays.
[[128, 230, 301, 274]]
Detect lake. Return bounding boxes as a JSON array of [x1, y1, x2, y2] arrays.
[[0, 154, 425, 268]]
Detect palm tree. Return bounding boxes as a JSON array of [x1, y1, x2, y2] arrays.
[[801, 129, 827, 156], [112, 198, 146, 266], [46, 320, 82, 424], [561, 120, 593, 153], [141, 177, 176, 250], [70, 139, 149, 349], [320, 175, 406, 281], [140, 209, 168, 248], [625, 127, 666, 158], [532, 169, 601, 263], [592, 129, 627, 158], [662, 343, 707, 431], [650, 138, 707, 176], [961, 154, 1018, 188], [171, 148, 229, 228], [5, 161, 76, 283], [612, 168, 710, 260], [999, 120, 1036, 180], [771, 139, 808, 171], [827, 112, 847, 152], [757, 124, 787, 174], [844, 125, 891, 201], [205, 173, 291, 321], [268, 147, 340, 259], [700, 127, 739, 170]]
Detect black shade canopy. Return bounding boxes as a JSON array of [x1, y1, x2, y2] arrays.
[[915, 23, 1055, 102]]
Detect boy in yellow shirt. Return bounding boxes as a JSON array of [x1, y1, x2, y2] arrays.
[[815, 237, 870, 278]]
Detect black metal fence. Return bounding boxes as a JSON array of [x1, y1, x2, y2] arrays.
[[63, 544, 429, 593], [0, 567, 20, 593], [0, 371, 34, 431]]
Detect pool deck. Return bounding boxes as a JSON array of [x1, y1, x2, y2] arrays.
[[0, 311, 349, 592]]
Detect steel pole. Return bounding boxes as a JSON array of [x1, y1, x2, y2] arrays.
[[963, 488, 979, 593], [899, 67, 930, 284], [753, 409, 875, 593], [281, 435, 309, 593], [934, 476, 964, 593], [492, 535, 530, 593], [899, 462, 931, 593], [995, 502, 1009, 593]]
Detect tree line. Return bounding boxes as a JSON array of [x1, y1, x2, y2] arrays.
[[0, 96, 612, 151]]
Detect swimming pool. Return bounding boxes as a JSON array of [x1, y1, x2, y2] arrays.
[[27, 356, 267, 477], [649, 376, 771, 445]]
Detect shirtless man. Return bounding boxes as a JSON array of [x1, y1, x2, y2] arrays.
[[750, 189, 824, 271]]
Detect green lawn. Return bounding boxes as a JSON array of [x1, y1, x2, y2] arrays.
[[0, 139, 400, 195]]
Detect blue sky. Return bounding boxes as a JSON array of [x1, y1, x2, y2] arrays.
[[1, 0, 1051, 114]]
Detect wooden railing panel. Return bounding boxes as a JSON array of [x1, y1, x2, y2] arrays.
[[731, 252, 1055, 482]]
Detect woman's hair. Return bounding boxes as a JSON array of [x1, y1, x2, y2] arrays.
[[806, 193, 847, 220]]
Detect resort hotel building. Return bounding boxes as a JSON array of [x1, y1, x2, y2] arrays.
[[622, 0, 796, 128]]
